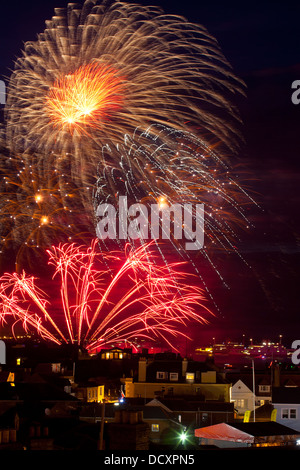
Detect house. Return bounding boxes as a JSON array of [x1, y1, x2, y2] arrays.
[[79, 400, 184, 448], [0, 407, 22, 449], [231, 379, 255, 417], [123, 356, 231, 402], [195, 421, 300, 448], [229, 371, 273, 418], [272, 387, 300, 432], [74, 381, 105, 403], [146, 397, 235, 428]]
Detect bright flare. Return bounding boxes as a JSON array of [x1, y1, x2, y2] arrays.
[[46, 63, 124, 134]]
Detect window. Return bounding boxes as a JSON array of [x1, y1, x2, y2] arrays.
[[236, 399, 245, 408], [281, 408, 296, 419], [156, 371, 168, 380], [51, 363, 61, 373], [151, 424, 160, 432], [186, 372, 195, 382], [169, 372, 178, 381], [259, 385, 270, 393]]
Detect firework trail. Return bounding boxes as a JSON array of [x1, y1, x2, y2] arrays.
[[94, 123, 255, 297], [5, 0, 244, 194], [0, 239, 210, 352], [95, 124, 252, 246], [1, 1, 253, 318]]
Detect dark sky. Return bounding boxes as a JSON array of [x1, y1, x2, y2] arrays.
[[0, 0, 299, 347]]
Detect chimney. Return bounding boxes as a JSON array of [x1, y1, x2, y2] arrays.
[[182, 358, 188, 378], [138, 358, 147, 382], [273, 363, 280, 387]]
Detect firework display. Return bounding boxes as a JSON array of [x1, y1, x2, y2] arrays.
[[94, 124, 252, 255], [0, 239, 210, 352], [0, 0, 250, 349], [5, 0, 244, 191]]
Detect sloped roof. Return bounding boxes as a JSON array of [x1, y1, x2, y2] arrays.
[[195, 422, 253, 443], [79, 402, 177, 422], [146, 398, 173, 413], [195, 421, 300, 442], [232, 421, 300, 437]]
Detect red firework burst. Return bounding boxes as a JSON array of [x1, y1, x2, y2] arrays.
[[0, 240, 211, 352]]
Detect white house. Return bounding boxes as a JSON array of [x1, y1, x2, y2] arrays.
[[231, 379, 255, 417], [272, 387, 300, 432]]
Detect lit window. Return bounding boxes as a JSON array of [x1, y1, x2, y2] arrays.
[[236, 399, 245, 408], [152, 424, 159, 432], [186, 372, 195, 381]]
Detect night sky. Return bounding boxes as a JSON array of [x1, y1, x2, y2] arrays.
[[0, 0, 299, 348]]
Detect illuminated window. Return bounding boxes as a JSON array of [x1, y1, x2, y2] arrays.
[[151, 424, 159, 432], [186, 372, 195, 382], [236, 399, 245, 408]]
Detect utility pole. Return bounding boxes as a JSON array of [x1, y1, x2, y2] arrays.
[[99, 400, 106, 450], [252, 359, 255, 423]]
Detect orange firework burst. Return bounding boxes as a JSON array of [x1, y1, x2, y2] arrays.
[[46, 62, 125, 135]]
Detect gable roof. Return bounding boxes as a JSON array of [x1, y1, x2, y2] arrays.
[[145, 398, 173, 413], [232, 379, 253, 393], [232, 421, 300, 437]]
